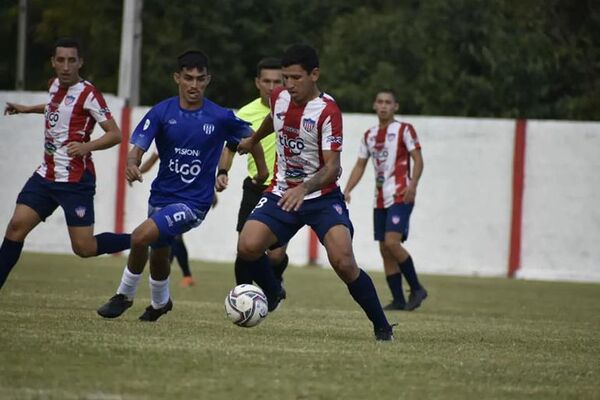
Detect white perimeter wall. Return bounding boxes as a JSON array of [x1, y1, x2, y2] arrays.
[[0, 91, 598, 282]]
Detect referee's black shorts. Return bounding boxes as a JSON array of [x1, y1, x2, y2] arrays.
[[236, 177, 269, 232]]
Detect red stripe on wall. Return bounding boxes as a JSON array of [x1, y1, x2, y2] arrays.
[[308, 229, 319, 265], [114, 105, 130, 235], [508, 119, 527, 278]]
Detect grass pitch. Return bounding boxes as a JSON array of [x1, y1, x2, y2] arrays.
[[0, 253, 598, 400]]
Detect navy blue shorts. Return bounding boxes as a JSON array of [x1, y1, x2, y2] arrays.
[[373, 203, 414, 242], [148, 203, 206, 248], [247, 188, 353, 248], [16, 172, 96, 227]]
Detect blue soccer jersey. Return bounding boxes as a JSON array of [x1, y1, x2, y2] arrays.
[[131, 96, 251, 210]]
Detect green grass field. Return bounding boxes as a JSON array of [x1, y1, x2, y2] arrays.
[[0, 253, 598, 400]]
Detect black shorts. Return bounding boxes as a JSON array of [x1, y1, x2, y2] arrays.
[[236, 177, 268, 232]]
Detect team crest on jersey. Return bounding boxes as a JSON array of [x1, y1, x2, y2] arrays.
[[392, 215, 401, 225], [168, 118, 177, 125], [64, 95, 76, 106], [203, 123, 215, 135], [387, 133, 396, 141], [302, 118, 316, 132], [75, 206, 87, 218], [333, 204, 343, 215]]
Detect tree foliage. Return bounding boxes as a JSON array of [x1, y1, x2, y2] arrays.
[[1, 0, 598, 119]]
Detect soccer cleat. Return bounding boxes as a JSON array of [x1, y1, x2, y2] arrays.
[[180, 276, 195, 288], [267, 286, 286, 312], [139, 299, 173, 322], [374, 323, 397, 341], [97, 294, 133, 319], [383, 300, 407, 311], [405, 288, 428, 311]]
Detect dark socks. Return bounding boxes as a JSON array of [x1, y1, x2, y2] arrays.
[[237, 254, 281, 303], [171, 237, 191, 277], [0, 238, 24, 290], [234, 256, 253, 285], [95, 233, 131, 255], [399, 256, 422, 291], [386, 272, 406, 305], [271, 254, 289, 282], [347, 269, 390, 330]]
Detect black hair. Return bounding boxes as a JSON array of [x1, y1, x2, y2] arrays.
[[281, 44, 319, 73], [376, 89, 398, 102], [54, 37, 81, 57], [256, 57, 281, 77], [177, 50, 209, 72]]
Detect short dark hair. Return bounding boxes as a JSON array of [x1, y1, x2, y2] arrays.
[[177, 50, 209, 72], [281, 44, 319, 73], [54, 37, 81, 57], [256, 57, 281, 77], [376, 89, 398, 102]]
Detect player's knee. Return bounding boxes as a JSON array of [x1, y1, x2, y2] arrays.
[[237, 239, 263, 261], [383, 237, 399, 253], [71, 240, 96, 258], [5, 216, 30, 241], [131, 227, 153, 248]]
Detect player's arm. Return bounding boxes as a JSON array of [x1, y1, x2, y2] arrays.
[[126, 145, 145, 185], [139, 152, 160, 174], [343, 157, 369, 204], [4, 102, 45, 115], [249, 142, 269, 185], [237, 115, 274, 155], [66, 119, 122, 157], [278, 150, 341, 212], [215, 143, 236, 192], [402, 148, 424, 203]]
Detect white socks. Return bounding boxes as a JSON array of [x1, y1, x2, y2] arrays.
[[115, 266, 170, 309], [149, 277, 170, 309], [116, 266, 142, 300]]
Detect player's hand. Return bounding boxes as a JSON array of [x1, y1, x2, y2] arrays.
[[4, 102, 27, 115], [237, 137, 254, 155], [401, 183, 417, 203], [66, 142, 90, 157], [125, 165, 143, 186], [278, 184, 308, 212], [252, 169, 269, 186], [343, 190, 352, 204], [215, 173, 228, 192]]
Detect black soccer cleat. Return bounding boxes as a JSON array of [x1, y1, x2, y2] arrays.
[[374, 323, 397, 341], [139, 299, 173, 322], [405, 288, 428, 311], [267, 286, 286, 312], [97, 294, 133, 319], [383, 300, 407, 311]]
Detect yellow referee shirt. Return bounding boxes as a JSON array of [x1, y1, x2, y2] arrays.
[[236, 98, 277, 182]]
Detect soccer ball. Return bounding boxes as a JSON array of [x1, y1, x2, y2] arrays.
[[224, 284, 269, 328]]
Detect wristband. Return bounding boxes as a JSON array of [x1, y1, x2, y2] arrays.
[[217, 169, 228, 177]]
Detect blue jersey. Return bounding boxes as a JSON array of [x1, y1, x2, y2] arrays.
[[131, 96, 251, 210]]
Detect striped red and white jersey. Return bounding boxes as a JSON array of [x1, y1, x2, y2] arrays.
[[36, 78, 113, 182], [267, 86, 343, 199], [358, 120, 421, 208]]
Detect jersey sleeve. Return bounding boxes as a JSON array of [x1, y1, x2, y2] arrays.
[[130, 106, 162, 151], [402, 123, 421, 152], [84, 88, 112, 123], [319, 102, 343, 152], [269, 87, 284, 118], [222, 109, 252, 144], [357, 130, 370, 159]]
